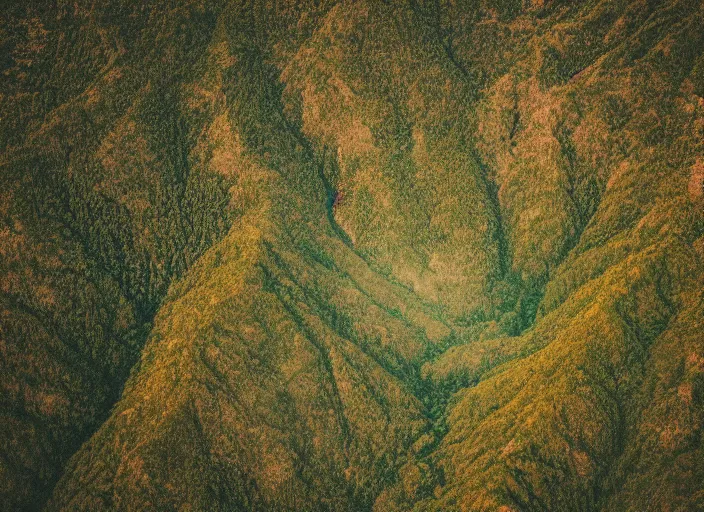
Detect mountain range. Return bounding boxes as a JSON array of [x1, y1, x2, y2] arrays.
[[1, 0, 703, 510]]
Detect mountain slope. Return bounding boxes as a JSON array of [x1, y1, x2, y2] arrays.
[[1, 0, 703, 511]]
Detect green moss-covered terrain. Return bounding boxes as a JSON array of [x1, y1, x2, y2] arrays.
[[1, 0, 702, 510]]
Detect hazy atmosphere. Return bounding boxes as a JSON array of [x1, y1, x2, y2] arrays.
[[1, 1, 703, 510]]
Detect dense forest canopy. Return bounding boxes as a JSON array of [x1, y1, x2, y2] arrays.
[[1, 0, 703, 510]]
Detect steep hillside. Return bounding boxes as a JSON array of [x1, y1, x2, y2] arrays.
[[1, 2, 234, 508], [1, 0, 702, 511]]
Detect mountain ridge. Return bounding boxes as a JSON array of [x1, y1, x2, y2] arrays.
[[1, 0, 703, 510]]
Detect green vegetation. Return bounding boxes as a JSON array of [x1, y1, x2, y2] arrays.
[[1, 0, 703, 510]]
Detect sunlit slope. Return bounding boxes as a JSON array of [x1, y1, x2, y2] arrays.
[[1, 0, 703, 510], [381, 0, 704, 510], [43, 5, 450, 509], [47, 206, 443, 511], [46, 96, 453, 508]]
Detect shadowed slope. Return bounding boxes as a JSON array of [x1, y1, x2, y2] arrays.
[[0, 2, 233, 508]]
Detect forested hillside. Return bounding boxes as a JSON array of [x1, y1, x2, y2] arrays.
[[1, 1, 702, 510]]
